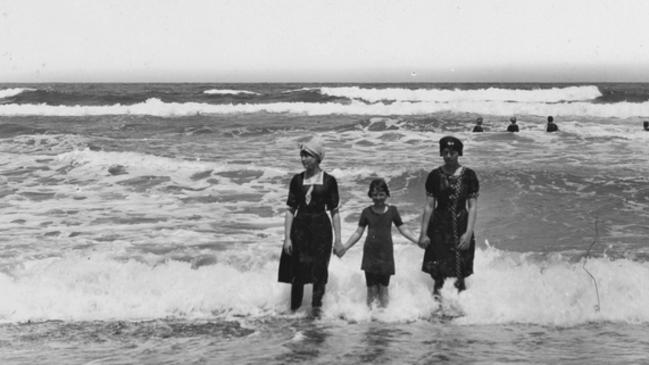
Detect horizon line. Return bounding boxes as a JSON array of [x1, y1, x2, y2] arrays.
[[2, 80, 649, 84]]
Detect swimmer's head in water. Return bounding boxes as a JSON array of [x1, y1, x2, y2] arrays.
[[548, 116, 554, 123], [510, 117, 517, 123], [439, 136, 463, 156]]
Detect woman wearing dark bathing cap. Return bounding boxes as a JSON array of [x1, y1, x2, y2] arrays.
[[418, 136, 479, 297], [278, 139, 342, 313]]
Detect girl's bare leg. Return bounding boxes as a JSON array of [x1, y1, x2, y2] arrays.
[[378, 285, 389, 308], [367, 285, 379, 307]]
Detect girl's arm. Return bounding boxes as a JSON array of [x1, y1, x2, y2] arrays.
[[397, 225, 419, 244], [459, 197, 477, 249], [338, 226, 365, 257], [418, 195, 436, 248], [283, 208, 295, 254]]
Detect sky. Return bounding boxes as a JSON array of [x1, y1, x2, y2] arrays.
[[2, 0, 649, 82]]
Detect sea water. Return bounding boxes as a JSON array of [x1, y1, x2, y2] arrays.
[[1, 83, 648, 364]]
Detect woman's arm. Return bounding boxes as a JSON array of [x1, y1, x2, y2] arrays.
[[331, 208, 343, 254], [418, 195, 436, 248], [459, 197, 477, 249], [283, 208, 295, 254]]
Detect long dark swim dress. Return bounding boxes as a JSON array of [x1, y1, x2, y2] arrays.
[[422, 166, 479, 280], [359, 205, 403, 276], [278, 171, 339, 285]]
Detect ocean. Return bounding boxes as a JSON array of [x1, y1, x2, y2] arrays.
[[1, 83, 648, 364]]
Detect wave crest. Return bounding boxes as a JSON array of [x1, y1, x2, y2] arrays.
[[1, 247, 648, 324], [320, 85, 603, 103], [204, 89, 259, 96], [4, 97, 649, 118], [0, 87, 36, 99]]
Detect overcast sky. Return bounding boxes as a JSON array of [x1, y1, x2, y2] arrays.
[[2, 0, 649, 82]]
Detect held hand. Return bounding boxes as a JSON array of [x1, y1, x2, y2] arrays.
[[458, 232, 471, 250], [333, 240, 344, 257], [418, 236, 430, 249], [283, 238, 292, 255]]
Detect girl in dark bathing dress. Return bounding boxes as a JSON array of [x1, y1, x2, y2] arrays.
[[336, 178, 418, 308], [278, 139, 342, 312], [418, 136, 479, 296]]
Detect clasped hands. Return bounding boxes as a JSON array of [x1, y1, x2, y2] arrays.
[[417, 232, 472, 250], [286, 234, 470, 258], [286, 239, 348, 257], [333, 240, 345, 258]]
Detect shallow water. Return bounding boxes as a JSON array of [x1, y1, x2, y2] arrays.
[[2, 318, 648, 364]]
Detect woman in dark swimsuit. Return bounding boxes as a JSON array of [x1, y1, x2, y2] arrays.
[[278, 139, 342, 312], [418, 136, 479, 296]]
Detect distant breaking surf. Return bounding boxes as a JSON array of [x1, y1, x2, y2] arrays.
[[2, 97, 649, 118], [203, 89, 259, 95], [319, 85, 603, 103], [0, 87, 36, 99]]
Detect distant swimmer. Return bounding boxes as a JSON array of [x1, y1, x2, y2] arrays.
[[472, 117, 484, 132], [644, 121, 649, 131], [546, 116, 559, 132], [507, 117, 519, 132]]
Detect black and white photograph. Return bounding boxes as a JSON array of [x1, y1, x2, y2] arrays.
[[1, 0, 649, 363]]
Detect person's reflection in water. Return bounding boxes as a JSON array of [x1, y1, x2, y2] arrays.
[[359, 324, 393, 363], [276, 321, 331, 363]]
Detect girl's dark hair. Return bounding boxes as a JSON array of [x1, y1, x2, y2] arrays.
[[368, 178, 390, 197]]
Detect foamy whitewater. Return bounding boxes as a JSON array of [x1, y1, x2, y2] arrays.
[[1, 83, 648, 364]]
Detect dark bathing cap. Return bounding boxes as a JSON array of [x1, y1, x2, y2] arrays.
[[439, 136, 463, 156]]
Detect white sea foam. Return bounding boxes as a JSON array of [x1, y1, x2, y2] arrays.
[[57, 149, 226, 185], [320, 85, 603, 103], [0, 246, 647, 324], [0, 87, 36, 99], [204, 89, 259, 95], [2, 97, 648, 118], [282, 87, 319, 93]]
